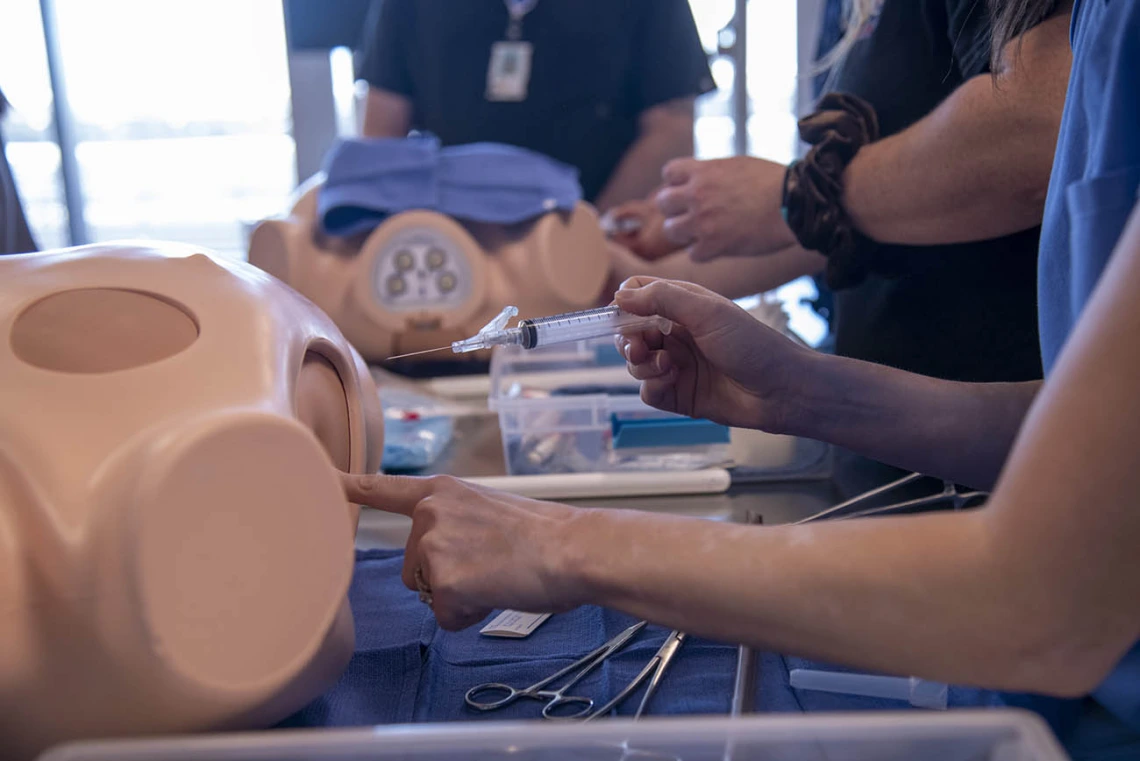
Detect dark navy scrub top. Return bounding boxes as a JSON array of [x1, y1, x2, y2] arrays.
[[827, 0, 1044, 384], [356, 0, 714, 204], [1037, 0, 1140, 751]]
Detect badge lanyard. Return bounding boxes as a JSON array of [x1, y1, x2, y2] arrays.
[[486, 0, 539, 101], [504, 0, 539, 40]]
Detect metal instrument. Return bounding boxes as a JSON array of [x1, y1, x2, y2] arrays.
[[464, 621, 645, 719], [795, 472, 988, 525], [586, 630, 687, 720]]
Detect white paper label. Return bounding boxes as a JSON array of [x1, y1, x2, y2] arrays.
[[480, 610, 552, 638], [486, 41, 533, 102]]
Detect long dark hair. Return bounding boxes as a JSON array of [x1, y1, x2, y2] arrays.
[[988, 0, 1061, 69]]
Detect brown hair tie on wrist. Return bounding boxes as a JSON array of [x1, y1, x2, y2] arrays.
[[782, 93, 881, 290]]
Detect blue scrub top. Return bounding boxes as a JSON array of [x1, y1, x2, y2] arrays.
[[1039, 0, 1140, 371], [1037, 0, 1140, 739]]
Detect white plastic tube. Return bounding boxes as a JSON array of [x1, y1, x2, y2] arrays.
[[464, 469, 732, 500], [789, 669, 948, 710]]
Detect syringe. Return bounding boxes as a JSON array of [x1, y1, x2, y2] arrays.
[[388, 305, 672, 360]]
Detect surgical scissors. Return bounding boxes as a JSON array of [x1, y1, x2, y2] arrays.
[[585, 630, 687, 720], [464, 621, 646, 719]]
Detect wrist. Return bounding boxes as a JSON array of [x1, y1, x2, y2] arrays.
[[782, 93, 881, 289], [839, 153, 872, 236], [774, 192, 798, 250], [761, 347, 836, 438], [550, 507, 626, 609]]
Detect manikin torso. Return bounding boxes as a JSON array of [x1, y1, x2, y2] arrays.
[[0, 242, 383, 758], [248, 183, 612, 363]]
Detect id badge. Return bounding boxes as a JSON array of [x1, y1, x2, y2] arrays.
[[486, 41, 533, 102]]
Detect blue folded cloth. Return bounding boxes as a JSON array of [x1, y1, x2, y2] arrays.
[[318, 136, 582, 237], [275, 551, 433, 727], [279, 549, 1082, 738], [415, 607, 738, 722]]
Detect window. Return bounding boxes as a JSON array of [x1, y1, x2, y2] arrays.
[[688, 0, 798, 162], [3, 0, 296, 259], [688, 0, 827, 345], [1, 0, 68, 250]]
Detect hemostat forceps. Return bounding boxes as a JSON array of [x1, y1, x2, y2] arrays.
[[464, 621, 645, 719], [585, 630, 687, 720], [795, 472, 988, 525]]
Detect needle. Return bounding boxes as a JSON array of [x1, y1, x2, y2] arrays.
[[387, 346, 454, 361]]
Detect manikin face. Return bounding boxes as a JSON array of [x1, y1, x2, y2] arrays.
[[0, 242, 383, 758], [248, 183, 612, 363]]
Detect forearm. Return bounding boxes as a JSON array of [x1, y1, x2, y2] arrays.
[[596, 128, 693, 213], [652, 245, 824, 300], [569, 208, 1140, 697], [361, 87, 412, 138], [842, 12, 1070, 245], [565, 506, 1077, 693], [778, 351, 1040, 489]]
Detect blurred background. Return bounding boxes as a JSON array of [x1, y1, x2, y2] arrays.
[[0, 0, 825, 338]]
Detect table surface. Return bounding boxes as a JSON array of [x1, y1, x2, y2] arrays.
[[331, 376, 1038, 732], [356, 394, 928, 550]]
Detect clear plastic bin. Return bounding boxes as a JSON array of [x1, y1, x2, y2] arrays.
[[489, 339, 829, 479], [38, 710, 1070, 761]]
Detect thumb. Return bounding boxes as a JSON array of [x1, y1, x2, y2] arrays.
[[339, 472, 433, 517], [661, 158, 695, 187], [614, 277, 725, 334]]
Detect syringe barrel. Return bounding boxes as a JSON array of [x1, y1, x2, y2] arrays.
[[517, 305, 672, 350]]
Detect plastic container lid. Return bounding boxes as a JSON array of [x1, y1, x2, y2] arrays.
[[37, 710, 1070, 761]]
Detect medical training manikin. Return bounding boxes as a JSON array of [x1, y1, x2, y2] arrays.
[[248, 138, 610, 363], [0, 242, 383, 759]]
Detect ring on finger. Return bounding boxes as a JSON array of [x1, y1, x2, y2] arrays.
[[414, 566, 434, 607]]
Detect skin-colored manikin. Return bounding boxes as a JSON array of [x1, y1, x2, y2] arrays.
[[248, 183, 611, 362], [0, 242, 383, 759]]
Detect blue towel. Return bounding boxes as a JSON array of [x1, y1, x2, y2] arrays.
[[275, 551, 433, 727], [280, 550, 1082, 737], [415, 607, 739, 722], [318, 136, 582, 237]]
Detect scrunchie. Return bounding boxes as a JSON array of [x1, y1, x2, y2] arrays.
[[782, 93, 881, 290]]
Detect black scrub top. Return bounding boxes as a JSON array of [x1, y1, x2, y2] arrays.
[[356, 0, 715, 203], [828, 0, 1044, 382]]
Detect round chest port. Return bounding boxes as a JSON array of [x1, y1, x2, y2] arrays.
[[11, 288, 198, 374]]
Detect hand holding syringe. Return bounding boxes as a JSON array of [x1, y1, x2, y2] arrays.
[[389, 305, 673, 360]]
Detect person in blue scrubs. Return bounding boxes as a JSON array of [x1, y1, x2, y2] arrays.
[[342, 1, 1140, 756], [1032, 1, 1140, 748]]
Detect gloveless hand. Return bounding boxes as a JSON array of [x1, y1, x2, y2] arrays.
[[614, 276, 810, 431], [601, 198, 680, 261], [656, 156, 797, 261], [340, 473, 589, 630], [601, 240, 667, 306]]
